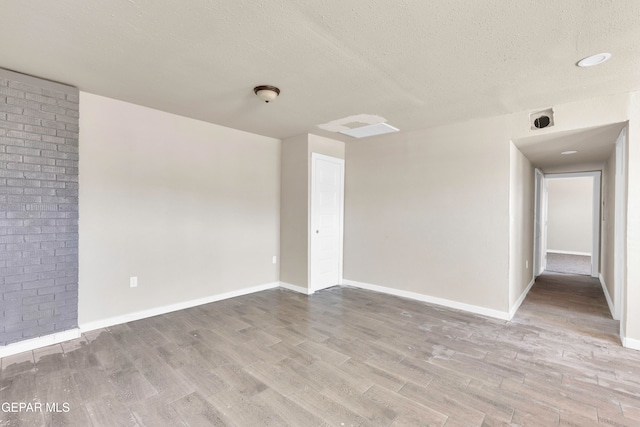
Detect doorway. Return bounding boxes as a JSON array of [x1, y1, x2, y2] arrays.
[[310, 153, 345, 292], [542, 172, 600, 277]]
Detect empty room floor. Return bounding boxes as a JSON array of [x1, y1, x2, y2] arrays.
[[1, 274, 638, 426], [546, 252, 592, 276]]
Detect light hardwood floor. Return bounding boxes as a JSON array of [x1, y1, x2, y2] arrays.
[[1, 272, 639, 426]]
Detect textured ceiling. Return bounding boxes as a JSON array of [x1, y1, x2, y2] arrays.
[[1, 0, 640, 140], [513, 123, 625, 172]]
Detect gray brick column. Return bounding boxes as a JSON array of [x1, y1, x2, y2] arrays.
[[0, 68, 79, 346]]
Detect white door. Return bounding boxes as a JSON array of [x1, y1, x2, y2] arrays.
[[310, 153, 344, 292]]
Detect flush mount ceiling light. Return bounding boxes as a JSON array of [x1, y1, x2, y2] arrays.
[[253, 85, 280, 103], [561, 150, 578, 155], [577, 53, 611, 67]]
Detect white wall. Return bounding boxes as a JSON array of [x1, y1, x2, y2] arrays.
[[601, 145, 617, 310], [509, 143, 535, 310], [509, 92, 639, 345], [344, 116, 512, 314], [78, 89, 640, 347], [546, 177, 593, 255], [280, 135, 309, 288], [279, 133, 345, 290], [344, 90, 640, 336], [626, 93, 639, 344], [78, 92, 280, 326]]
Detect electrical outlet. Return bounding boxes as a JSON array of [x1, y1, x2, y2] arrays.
[[525, 260, 529, 269], [130, 276, 138, 288], [272, 255, 277, 264]]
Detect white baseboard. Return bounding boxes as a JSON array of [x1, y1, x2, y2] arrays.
[[279, 281, 314, 295], [623, 336, 640, 351], [342, 279, 510, 321], [547, 249, 591, 256], [509, 277, 536, 320], [79, 281, 280, 333], [599, 274, 617, 320], [0, 328, 81, 358]]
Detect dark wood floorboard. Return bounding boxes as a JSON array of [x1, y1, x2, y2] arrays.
[[2, 271, 638, 426]]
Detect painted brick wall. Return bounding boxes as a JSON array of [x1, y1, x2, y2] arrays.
[[0, 68, 79, 346]]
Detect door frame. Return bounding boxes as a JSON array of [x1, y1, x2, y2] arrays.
[[614, 128, 627, 325], [309, 152, 345, 293], [533, 168, 547, 277], [543, 171, 601, 278]]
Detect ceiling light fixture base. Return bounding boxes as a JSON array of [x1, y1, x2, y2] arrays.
[[253, 85, 280, 103]]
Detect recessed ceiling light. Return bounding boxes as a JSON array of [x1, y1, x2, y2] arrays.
[[561, 150, 578, 155], [577, 53, 611, 67]]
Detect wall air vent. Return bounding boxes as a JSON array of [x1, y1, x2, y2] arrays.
[[530, 108, 554, 130]]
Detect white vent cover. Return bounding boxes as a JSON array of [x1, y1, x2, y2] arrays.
[[340, 122, 399, 139]]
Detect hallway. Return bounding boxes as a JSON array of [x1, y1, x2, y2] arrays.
[[515, 271, 619, 344]]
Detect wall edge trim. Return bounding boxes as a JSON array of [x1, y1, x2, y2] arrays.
[[599, 274, 617, 320], [342, 279, 510, 321], [509, 277, 536, 320], [79, 281, 280, 333], [279, 281, 314, 295], [0, 328, 81, 358], [623, 336, 640, 351]]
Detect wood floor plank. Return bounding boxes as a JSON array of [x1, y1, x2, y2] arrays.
[[559, 410, 602, 427], [296, 339, 351, 365], [170, 392, 228, 426], [427, 377, 514, 423], [36, 370, 92, 427], [2, 271, 639, 426], [363, 384, 448, 427], [286, 385, 369, 426], [256, 388, 330, 427], [107, 366, 158, 403], [320, 385, 397, 426], [0, 372, 45, 426], [244, 359, 320, 398], [61, 336, 100, 372], [129, 395, 187, 427], [338, 358, 407, 393], [86, 330, 135, 374], [206, 388, 288, 426], [213, 363, 268, 397], [500, 377, 598, 421], [0, 350, 35, 379], [470, 379, 560, 426], [399, 380, 486, 426], [72, 367, 114, 400], [269, 341, 317, 366], [129, 352, 195, 404], [84, 395, 139, 427]]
